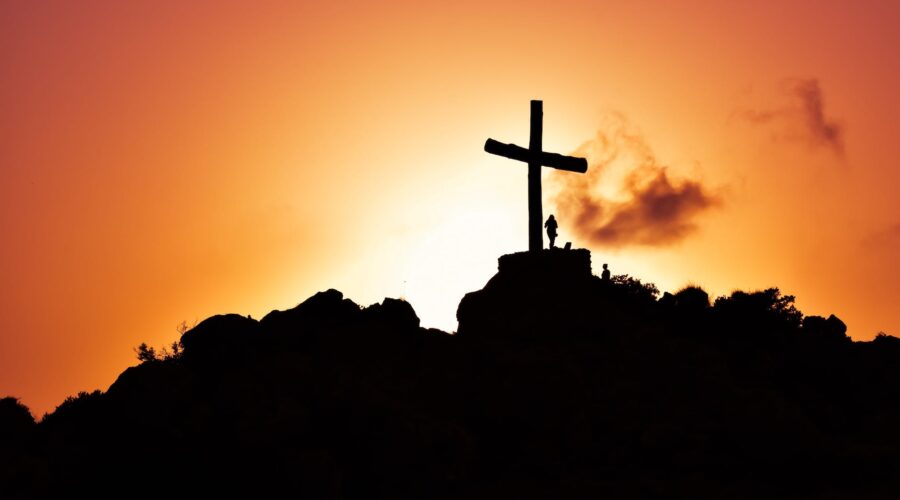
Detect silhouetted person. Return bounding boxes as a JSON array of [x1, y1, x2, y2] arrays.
[[545, 215, 558, 248], [601, 263, 610, 281]]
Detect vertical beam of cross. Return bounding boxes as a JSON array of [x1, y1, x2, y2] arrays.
[[528, 100, 543, 252]]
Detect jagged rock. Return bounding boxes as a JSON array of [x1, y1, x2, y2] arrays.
[[180, 313, 259, 359], [361, 298, 420, 331], [260, 288, 361, 335]]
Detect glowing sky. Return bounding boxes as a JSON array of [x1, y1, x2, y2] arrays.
[[2, 0, 900, 416]]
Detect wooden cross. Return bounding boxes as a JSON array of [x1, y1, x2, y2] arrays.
[[484, 100, 588, 252]]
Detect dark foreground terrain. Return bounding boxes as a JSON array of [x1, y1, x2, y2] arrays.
[[3, 249, 899, 499]]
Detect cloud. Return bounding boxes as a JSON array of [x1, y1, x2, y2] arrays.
[[737, 78, 844, 157], [550, 114, 720, 248]]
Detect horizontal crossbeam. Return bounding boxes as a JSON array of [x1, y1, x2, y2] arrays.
[[484, 138, 588, 173]]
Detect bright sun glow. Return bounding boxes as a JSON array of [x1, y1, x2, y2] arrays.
[[400, 200, 523, 331]]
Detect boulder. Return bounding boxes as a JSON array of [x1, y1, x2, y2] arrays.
[[180, 313, 259, 359]]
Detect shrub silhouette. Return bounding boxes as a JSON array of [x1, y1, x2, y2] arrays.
[[674, 285, 710, 310], [873, 331, 900, 349], [802, 314, 850, 345], [40, 390, 104, 428], [711, 287, 803, 344], [0, 397, 34, 428], [0, 397, 35, 447], [609, 273, 660, 302]]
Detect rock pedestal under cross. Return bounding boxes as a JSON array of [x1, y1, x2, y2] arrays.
[[484, 100, 588, 252]]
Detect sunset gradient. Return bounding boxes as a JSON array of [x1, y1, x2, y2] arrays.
[[2, 0, 900, 416]]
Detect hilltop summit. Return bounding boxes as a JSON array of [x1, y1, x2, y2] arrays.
[[458, 248, 598, 339]]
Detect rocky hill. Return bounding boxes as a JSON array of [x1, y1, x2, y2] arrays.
[[2, 249, 900, 499]]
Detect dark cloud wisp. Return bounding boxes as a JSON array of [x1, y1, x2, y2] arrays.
[[551, 115, 720, 248], [737, 78, 844, 157]]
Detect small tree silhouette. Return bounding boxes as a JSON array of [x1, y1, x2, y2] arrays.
[[134, 343, 157, 363], [133, 321, 190, 363]]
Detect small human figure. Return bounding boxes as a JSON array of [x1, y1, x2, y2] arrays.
[[544, 214, 558, 248], [601, 263, 611, 281]]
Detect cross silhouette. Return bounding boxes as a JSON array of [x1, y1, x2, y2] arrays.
[[484, 100, 588, 252]]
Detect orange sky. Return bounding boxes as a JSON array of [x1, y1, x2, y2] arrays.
[[2, 0, 900, 417]]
